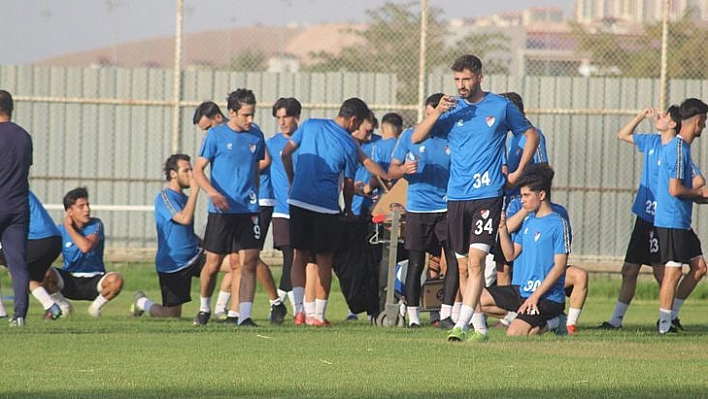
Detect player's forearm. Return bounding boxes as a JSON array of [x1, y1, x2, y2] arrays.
[[193, 168, 219, 198], [343, 179, 354, 214], [617, 114, 643, 143], [532, 254, 568, 299], [412, 113, 439, 144], [670, 179, 703, 199], [506, 209, 528, 233], [65, 225, 96, 253], [498, 228, 517, 261], [388, 163, 406, 180], [173, 191, 199, 225], [362, 157, 390, 181]]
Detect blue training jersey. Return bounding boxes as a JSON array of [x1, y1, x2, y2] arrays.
[[267, 133, 294, 218], [512, 210, 571, 303], [154, 188, 201, 273], [631, 133, 662, 223], [655, 135, 693, 229], [507, 199, 572, 244], [28, 191, 60, 240], [258, 147, 275, 207], [430, 92, 531, 201], [391, 128, 450, 213], [504, 127, 548, 198], [373, 137, 398, 176], [58, 218, 105, 276], [351, 139, 377, 216], [288, 119, 359, 214], [198, 122, 266, 214]]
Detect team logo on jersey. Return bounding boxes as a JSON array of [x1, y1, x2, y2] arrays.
[[249, 144, 256, 153], [486, 116, 495, 127], [65, 242, 73, 248], [249, 192, 257, 204], [534, 231, 541, 241], [649, 149, 655, 156], [419, 145, 426, 153], [524, 227, 529, 235], [456, 119, 464, 127], [444, 145, 450, 155], [251, 215, 259, 225], [480, 209, 490, 219], [227, 143, 233, 150]]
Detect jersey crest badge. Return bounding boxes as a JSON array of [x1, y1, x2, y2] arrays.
[[456, 119, 464, 127], [227, 143, 233, 150], [534, 231, 541, 241], [649, 149, 655, 156], [419, 145, 426, 153], [486, 116, 495, 127], [444, 146, 450, 155], [249, 192, 257, 204], [249, 144, 256, 153], [480, 209, 490, 219]]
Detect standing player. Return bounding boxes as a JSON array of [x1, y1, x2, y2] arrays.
[[655, 98, 708, 334], [131, 154, 231, 318], [282, 97, 370, 326], [193, 89, 266, 327], [389, 93, 457, 328], [43, 187, 124, 316], [481, 164, 570, 336], [0, 89, 33, 326], [412, 55, 539, 342]]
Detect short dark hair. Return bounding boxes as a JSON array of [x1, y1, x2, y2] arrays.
[[193, 101, 226, 125], [679, 98, 708, 121], [425, 93, 444, 108], [667, 105, 682, 133], [63, 187, 89, 210], [451, 55, 482, 74], [500, 92, 525, 116], [365, 110, 379, 129], [163, 154, 190, 181], [0, 90, 14, 118], [227, 89, 256, 113], [272, 97, 302, 118], [338, 97, 371, 123], [381, 113, 403, 131], [517, 163, 554, 200]]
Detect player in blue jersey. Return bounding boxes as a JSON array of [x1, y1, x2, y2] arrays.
[[390, 93, 458, 328], [412, 55, 539, 342], [655, 98, 708, 334], [42, 188, 124, 317], [351, 115, 380, 217], [0, 191, 63, 320], [193, 100, 227, 131], [479, 164, 570, 336], [282, 97, 371, 326], [193, 89, 266, 327]]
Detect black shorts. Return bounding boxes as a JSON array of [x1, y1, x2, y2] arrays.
[[624, 216, 660, 266], [656, 227, 703, 266], [258, 206, 273, 249], [157, 250, 206, 307], [0, 236, 61, 281], [202, 213, 262, 254], [404, 212, 447, 254], [447, 197, 503, 255], [289, 205, 343, 253], [272, 217, 290, 249], [55, 268, 104, 301], [486, 285, 565, 328]]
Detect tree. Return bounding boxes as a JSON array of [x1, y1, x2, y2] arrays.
[[222, 48, 267, 72]]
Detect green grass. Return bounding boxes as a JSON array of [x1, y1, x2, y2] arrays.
[[1, 263, 708, 398]]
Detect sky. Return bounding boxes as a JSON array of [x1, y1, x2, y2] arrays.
[[0, 0, 573, 65]]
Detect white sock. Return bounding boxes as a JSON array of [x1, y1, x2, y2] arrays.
[[238, 302, 253, 323], [304, 301, 315, 318], [440, 304, 452, 320], [608, 301, 629, 327], [287, 291, 295, 309], [501, 311, 517, 326], [451, 302, 462, 322], [215, 291, 231, 313], [454, 305, 474, 331], [32, 287, 55, 310], [277, 289, 288, 303], [567, 307, 582, 326], [91, 294, 109, 310], [471, 312, 488, 335], [546, 316, 560, 330], [315, 299, 328, 321], [137, 297, 155, 315], [407, 306, 420, 326], [658, 308, 672, 333], [672, 298, 684, 320], [269, 297, 283, 306], [227, 310, 239, 318], [0, 289, 6, 317], [292, 287, 304, 314], [199, 296, 211, 313]]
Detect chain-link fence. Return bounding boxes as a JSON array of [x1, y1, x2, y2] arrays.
[[2, 0, 707, 261]]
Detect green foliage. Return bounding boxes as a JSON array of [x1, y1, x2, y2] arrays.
[[222, 48, 268, 72]]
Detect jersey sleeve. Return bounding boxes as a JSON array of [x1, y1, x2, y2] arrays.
[[692, 162, 702, 179], [256, 130, 266, 161], [535, 132, 548, 163], [506, 101, 532, 137], [513, 216, 530, 246], [391, 131, 410, 163], [198, 129, 217, 162], [633, 134, 649, 153], [290, 121, 307, 146], [665, 139, 684, 180], [344, 144, 358, 180], [553, 217, 572, 255], [158, 190, 183, 221]]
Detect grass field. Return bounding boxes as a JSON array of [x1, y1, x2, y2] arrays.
[[1, 262, 708, 398]]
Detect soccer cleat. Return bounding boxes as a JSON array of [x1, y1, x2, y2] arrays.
[[439, 317, 455, 330], [306, 317, 332, 327], [294, 311, 306, 325], [408, 323, 421, 329], [87, 305, 101, 318], [672, 318, 685, 331], [238, 318, 258, 327], [467, 331, 489, 342], [345, 314, 359, 321], [223, 316, 239, 325], [44, 304, 62, 320], [659, 325, 678, 335], [9, 316, 25, 327], [553, 313, 568, 336], [566, 324, 578, 335], [447, 326, 467, 342], [214, 310, 228, 322], [270, 302, 287, 326], [193, 311, 211, 326], [599, 321, 621, 330], [131, 291, 145, 317]]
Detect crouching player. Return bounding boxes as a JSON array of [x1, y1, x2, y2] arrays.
[[480, 164, 570, 336], [43, 187, 123, 317]]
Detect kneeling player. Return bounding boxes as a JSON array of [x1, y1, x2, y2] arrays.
[[43, 187, 123, 316], [480, 164, 570, 336]]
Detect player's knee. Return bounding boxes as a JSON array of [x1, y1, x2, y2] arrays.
[[692, 258, 707, 278], [103, 272, 124, 294], [620, 263, 640, 280]]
